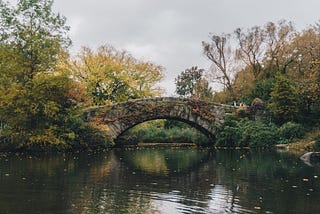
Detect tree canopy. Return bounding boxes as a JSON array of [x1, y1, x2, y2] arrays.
[[70, 45, 164, 105], [196, 20, 320, 125], [0, 0, 83, 148]]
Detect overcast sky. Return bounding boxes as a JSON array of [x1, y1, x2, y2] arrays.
[[50, 0, 319, 95]]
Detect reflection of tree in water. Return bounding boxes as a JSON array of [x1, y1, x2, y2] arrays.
[[64, 149, 320, 213], [213, 150, 320, 213], [0, 152, 104, 213], [81, 148, 217, 213], [116, 147, 211, 175], [2, 149, 320, 213]]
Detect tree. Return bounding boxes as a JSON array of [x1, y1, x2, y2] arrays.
[[268, 74, 300, 124], [0, 0, 80, 148], [235, 26, 265, 80], [0, 0, 70, 76], [289, 28, 320, 113], [192, 78, 214, 101], [202, 33, 240, 99], [175, 66, 213, 100], [263, 21, 296, 77], [175, 66, 203, 97], [70, 45, 164, 105]]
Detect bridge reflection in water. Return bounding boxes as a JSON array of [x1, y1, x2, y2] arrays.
[[77, 148, 246, 213], [1, 148, 320, 213]]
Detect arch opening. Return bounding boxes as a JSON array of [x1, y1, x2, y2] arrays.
[[114, 118, 215, 146]]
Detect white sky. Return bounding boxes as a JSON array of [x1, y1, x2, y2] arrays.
[[48, 0, 318, 95]]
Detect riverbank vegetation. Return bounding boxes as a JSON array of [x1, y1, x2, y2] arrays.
[[1, 0, 319, 151]]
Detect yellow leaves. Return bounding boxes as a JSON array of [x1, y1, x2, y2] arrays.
[[30, 103, 39, 114], [70, 45, 164, 104], [29, 126, 64, 145], [43, 101, 61, 118]]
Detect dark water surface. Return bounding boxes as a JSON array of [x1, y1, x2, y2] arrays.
[[1, 148, 320, 213]]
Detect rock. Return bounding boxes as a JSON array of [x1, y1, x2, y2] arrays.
[[251, 98, 265, 110], [300, 152, 320, 167], [249, 98, 266, 121]]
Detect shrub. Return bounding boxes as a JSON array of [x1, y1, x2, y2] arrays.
[[216, 126, 241, 147], [215, 115, 241, 147], [236, 107, 250, 119], [239, 121, 279, 148], [215, 115, 279, 148], [76, 123, 114, 148], [278, 122, 304, 143]]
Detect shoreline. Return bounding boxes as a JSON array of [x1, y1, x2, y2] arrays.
[[136, 142, 197, 147]]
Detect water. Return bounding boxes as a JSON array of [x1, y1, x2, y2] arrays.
[[1, 148, 320, 213]]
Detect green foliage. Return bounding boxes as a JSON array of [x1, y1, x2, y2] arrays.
[[120, 120, 209, 145], [0, 71, 83, 149], [175, 66, 213, 100], [277, 122, 305, 144], [216, 115, 279, 148], [239, 121, 279, 148], [0, 0, 70, 73], [175, 66, 203, 97], [268, 74, 300, 124], [235, 107, 250, 119], [249, 79, 275, 102], [0, 0, 79, 150], [216, 115, 241, 147]]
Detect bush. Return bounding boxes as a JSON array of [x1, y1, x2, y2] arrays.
[[236, 107, 250, 119], [239, 121, 279, 148], [76, 123, 114, 148], [278, 122, 304, 143], [215, 126, 241, 147], [215, 115, 279, 148], [215, 115, 241, 147]]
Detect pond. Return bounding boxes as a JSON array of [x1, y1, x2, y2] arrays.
[[0, 148, 320, 213]]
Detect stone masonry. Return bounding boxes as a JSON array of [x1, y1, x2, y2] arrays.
[[84, 97, 236, 142]]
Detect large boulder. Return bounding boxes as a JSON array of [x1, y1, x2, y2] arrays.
[[249, 98, 266, 120], [300, 152, 320, 166], [251, 98, 265, 110]]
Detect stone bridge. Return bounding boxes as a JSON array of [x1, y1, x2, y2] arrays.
[[84, 97, 236, 142]]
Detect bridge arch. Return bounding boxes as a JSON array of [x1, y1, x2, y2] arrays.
[[84, 97, 235, 143]]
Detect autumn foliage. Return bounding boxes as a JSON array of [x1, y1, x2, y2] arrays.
[[0, 0, 163, 150]]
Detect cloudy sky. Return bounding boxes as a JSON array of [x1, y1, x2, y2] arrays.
[[50, 0, 319, 95]]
